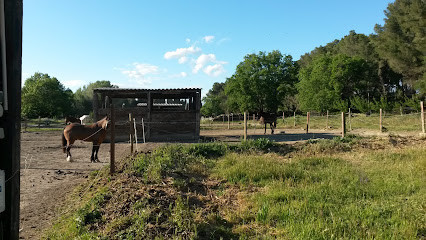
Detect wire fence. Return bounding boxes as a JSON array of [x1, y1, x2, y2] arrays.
[[201, 107, 425, 135]]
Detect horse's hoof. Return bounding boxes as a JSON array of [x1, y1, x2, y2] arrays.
[[67, 156, 73, 162]]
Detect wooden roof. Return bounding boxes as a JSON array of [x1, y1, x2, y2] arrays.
[[93, 88, 201, 98]]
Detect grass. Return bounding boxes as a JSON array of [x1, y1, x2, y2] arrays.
[[44, 137, 426, 239], [214, 146, 426, 239]]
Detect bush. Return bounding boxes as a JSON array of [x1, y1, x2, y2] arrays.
[[237, 138, 278, 153]]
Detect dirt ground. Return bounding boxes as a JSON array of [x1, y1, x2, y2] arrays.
[[20, 127, 403, 239]]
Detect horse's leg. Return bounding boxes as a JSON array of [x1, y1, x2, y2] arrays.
[[91, 143, 96, 162], [264, 123, 267, 134], [66, 140, 75, 162], [94, 144, 100, 162], [270, 123, 274, 134]]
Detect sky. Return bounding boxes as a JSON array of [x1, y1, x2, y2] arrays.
[[22, 0, 393, 97]]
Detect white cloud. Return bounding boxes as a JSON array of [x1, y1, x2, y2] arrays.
[[164, 46, 201, 60], [203, 64, 225, 77], [121, 63, 159, 79], [120, 63, 161, 87], [217, 37, 230, 45], [178, 56, 189, 64], [62, 79, 85, 87], [168, 72, 188, 79], [192, 54, 227, 76], [193, 54, 217, 73], [185, 38, 191, 44], [203, 35, 215, 43]]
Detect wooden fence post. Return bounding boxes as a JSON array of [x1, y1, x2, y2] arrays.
[[379, 108, 383, 132], [282, 112, 285, 124], [110, 103, 115, 175], [421, 101, 425, 134], [227, 113, 230, 129], [141, 118, 146, 143], [244, 111, 247, 141], [326, 110, 329, 129], [38, 116, 41, 128], [306, 112, 310, 134], [133, 118, 138, 152], [341, 112, 346, 138], [293, 111, 296, 127], [348, 108, 352, 131], [253, 113, 255, 124], [129, 113, 133, 153]]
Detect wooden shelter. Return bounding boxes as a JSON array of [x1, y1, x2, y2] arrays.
[[93, 88, 201, 142]]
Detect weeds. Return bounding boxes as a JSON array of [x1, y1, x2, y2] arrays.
[[45, 137, 426, 240]]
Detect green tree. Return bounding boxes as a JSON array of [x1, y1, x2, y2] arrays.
[[298, 40, 339, 68], [22, 72, 74, 118], [201, 82, 227, 117], [225, 50, 298, 113], [74, 80, 117, 114], [336, 30, 378, 62], [373, 0, 425, 94], [297, 54, 375, 112]]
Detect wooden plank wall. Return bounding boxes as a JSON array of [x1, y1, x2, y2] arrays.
[[98, 107, 198, 142]]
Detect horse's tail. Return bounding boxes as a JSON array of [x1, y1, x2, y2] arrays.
[[273, 120, 277, 128], [62, 132, 67, 153]]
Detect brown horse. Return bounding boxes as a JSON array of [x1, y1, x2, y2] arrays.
[[62, 116, 110, 162], [65, 116, 82, 125], [258, 112, 277, 134]]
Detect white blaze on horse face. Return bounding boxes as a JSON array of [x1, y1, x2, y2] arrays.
[[67, 156, 73, 162]]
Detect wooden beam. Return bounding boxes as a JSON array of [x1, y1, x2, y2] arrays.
[[110, 103, 115, 175], [0, 1, 23, 239], [93, 91, 99, 121], [195, 91, 201, 139], [147, 91, 152, 140]]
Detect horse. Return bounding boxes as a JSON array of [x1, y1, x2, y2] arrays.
[[258, 112, 277, 134], [62, 116, 110, 162], [65, 116, 82, 125]]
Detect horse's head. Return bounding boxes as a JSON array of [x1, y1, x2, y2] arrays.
[[100, 115, 110, 129]]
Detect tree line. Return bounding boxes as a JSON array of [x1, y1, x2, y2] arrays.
[[201, 0, 425, 117], [21, 72, 116, 118]]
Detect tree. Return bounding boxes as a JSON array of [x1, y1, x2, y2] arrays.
[[225, 50, 298, 113], [336, 30, 378, 62], [74, 80, 117, 114], [297, 54, 375, 112], [298, 40, 340, 68], [373, 0, 425, 93], [200, 82, 227, 117], [22, 72, 74, 118]]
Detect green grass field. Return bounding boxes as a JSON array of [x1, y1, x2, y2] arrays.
[[44, 137, 426, 239]]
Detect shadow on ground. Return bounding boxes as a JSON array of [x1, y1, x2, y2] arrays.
[[202, 132, 338, 143]]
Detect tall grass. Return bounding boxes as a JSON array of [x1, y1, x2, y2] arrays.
[[215, 147, 426, 239]]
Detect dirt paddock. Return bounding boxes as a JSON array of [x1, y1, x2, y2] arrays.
[[19, 128, 341, 239]]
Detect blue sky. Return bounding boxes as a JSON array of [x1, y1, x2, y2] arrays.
[[22, 0, 392, 97]]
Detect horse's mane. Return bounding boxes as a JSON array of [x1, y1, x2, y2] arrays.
[[95, 116, 109, 129]]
